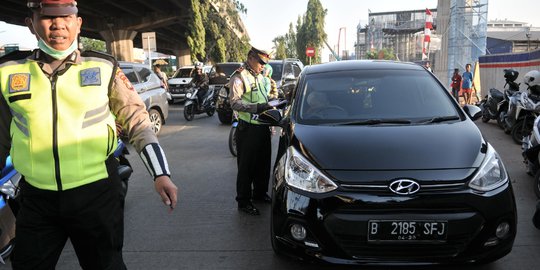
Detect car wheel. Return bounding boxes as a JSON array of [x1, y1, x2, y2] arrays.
[[148, 109, 163, 135], [184, 104, 194, 121], [511, 119, 532, 145], [218, 110, 232, 124], [535, 170, 540, 199], [228, 125, 237, 157]]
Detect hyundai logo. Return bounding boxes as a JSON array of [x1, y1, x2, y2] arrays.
[[389, 179, 420, 195]]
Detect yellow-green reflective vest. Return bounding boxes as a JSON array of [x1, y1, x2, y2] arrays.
[[237, 69, 268, 125], [0, 53, 118, 191]]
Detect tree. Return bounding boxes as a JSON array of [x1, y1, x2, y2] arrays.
[[296, 0, 327, 64], [80, 37, 106, 52], [365, 48, 396, 60], [272, 36, 287, 60], [285, 23, 297, 58], [186, 0, 206, 62]]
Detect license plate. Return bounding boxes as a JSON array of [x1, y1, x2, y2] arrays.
[[368, 220, 447, 242]]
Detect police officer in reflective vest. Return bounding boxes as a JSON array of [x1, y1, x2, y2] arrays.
[[0, 1, 178, 269], [229, 47, 273, 215]]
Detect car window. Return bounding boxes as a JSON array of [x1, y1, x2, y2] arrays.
[[121, 67, 139, 84], [292, 63, 302, 77], [173, 68, 193, 78], [283, 62, 293, 77], [297, 70, 459, 124], [269, 62, 283, 81], [135, 67, 153, 83]]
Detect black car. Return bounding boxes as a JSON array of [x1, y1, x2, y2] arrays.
[[271, 60, 516, 265], [209, 62, 242, 124]]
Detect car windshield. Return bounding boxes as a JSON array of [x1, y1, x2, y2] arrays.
[[269, 62, 283, 81], [296, 69, 460, 125], [218, 64, 241, 77], [172, 68, 193, 78]]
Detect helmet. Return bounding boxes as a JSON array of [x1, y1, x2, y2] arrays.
[[194, 62, 204, 70], [503, 69, 519, 82], [524, 70, 540, 95], [248, 46, 271, 64], [27, 0, 78, 16]]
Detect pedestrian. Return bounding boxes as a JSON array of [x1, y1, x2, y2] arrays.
[[461, 63, 474, 105], [451, 68, 462, 102], [424, 61, 432, 72], [229, 46, 274, 215], [153, 64, 169, 90], [0, 1, 178, 269], [192, 61, 209, 109]]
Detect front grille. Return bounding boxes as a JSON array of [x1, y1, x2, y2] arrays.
[[340, 181, 468, 195]]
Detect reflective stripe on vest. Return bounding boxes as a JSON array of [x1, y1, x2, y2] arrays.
[[0, 57, 117, 191], [237, 69, 268, 124]]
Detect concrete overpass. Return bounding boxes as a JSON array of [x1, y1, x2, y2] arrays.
[[1, 0, 242, 66]]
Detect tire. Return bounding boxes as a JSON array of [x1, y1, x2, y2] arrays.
[[148, 108, 163, 135], [184, 104, 194, 121], [535, 170, 540, 199], [481, 110, 490, 123], [228, 125, 237, 157], [206, 107, 216, 117], [497, 112, 506, 129], [218, 110, 233, 124], [511, 119, 533, 145]]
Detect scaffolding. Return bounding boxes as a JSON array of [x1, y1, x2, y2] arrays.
[[446, 0, 488, 83]]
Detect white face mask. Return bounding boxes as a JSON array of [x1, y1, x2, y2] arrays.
[[37, 38, 78, 60], [31, 19, 78, 60]]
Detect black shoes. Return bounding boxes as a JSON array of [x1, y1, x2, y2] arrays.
[[252, 194, 272, 203], [238, 204, 260, 215]]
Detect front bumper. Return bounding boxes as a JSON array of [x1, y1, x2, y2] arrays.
[[271, 182, 516, 265]]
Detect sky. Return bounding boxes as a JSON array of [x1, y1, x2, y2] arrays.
[[1, 0, 540, 61], [239, 0, 540, 62]]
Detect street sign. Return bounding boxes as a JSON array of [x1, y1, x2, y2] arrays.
[[142, 32, 156, 52], [306, 47, 315, 57]]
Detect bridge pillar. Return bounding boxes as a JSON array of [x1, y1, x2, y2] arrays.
[[175, 47, 192, 67], [99, 29, 137, 62]]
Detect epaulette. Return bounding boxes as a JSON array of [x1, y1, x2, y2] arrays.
[[81, 50, 118, 66], [0, 50, 33, 65]]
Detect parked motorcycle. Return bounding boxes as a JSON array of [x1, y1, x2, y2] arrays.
[[506, 71, 540, 144], [0, 156, 20, 264], [481, 69, 520, 128], [183, 86, 216, 121], [522, 115, 540, 198]]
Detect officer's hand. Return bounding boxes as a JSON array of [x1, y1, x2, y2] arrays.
[[256, 103, 272, 113], [154, 175, 178, 211]]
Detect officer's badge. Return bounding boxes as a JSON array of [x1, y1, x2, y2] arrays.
[[80, 67, 101, 86], [8, 73, 30, 93]]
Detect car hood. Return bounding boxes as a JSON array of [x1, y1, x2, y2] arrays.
[[168, 77, 193, 85], [292, 121, 484, 172]]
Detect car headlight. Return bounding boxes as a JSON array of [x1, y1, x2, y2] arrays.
[[469, 144, 508, 192], [186, 92, 192, 98], [284, 147, 337, 193]]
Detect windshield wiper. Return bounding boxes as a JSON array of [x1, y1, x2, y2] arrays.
[[337, 119, 412, 126], [419, 115, 460, 124]]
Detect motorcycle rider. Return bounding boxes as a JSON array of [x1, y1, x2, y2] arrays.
[[192, 61, 209, 109]]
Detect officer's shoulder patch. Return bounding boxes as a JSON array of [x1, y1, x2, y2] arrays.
[[115, 69, 134, 91], [80, 67, 101, 86], [8, 73, 31, 93]]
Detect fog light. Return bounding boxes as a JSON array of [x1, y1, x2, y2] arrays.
[[290, 224, 306, 241], [495, 222, 510, 239]]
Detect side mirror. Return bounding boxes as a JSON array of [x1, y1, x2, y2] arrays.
[[462, 104, 482, 121], [258, 109, 282, 126]]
